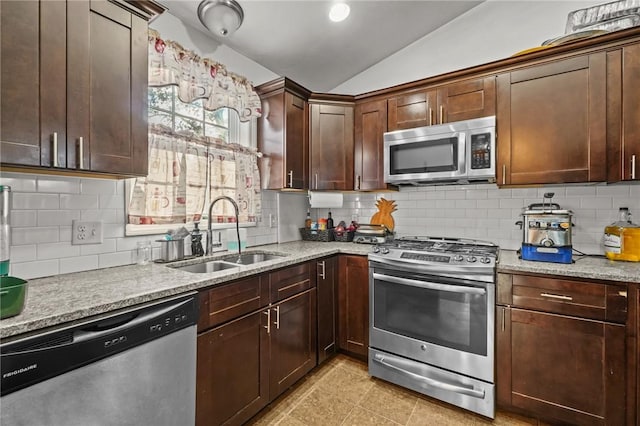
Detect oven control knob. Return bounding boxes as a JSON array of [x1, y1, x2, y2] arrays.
[[452, 255, 463, 262], [380, 247, 390, 255], [480, 257, 491, 264], [420, 344, 427, 351], [372, 246, 380, 253], [466, 256, 477, 263]]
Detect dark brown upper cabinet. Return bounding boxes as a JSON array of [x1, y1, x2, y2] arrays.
[[387, 76, 496, 131], [1, 0, 161, 177], [354, 99, 388, 191], [496, 52, 607, 186], [309, 98, 355, 190], [607, 44, 640, 183], [256, 78, 311, 190]]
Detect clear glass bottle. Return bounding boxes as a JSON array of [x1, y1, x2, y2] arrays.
[[0, 186, 11, 276], [305, 209, 312, 229], [604, 207, 640, 262]]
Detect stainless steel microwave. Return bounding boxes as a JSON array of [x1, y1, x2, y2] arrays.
[[383, 116, 496, 185]]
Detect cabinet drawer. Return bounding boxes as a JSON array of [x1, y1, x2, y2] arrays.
[[501, 273, 627, 323], [198, 275, 269, 331], [269, 262, 313, 302]]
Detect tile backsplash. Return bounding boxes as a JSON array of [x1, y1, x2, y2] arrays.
[[1, 170, 637, 280], [316, 183, 640, 255], [0, 172, 278, 279]]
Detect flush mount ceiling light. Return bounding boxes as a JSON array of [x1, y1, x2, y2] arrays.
[[329, 2, 350, 22], [198, 0, 244, 37]]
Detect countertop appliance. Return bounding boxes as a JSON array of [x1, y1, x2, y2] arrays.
[[353, 224, 393, 244], [368, 236, 498, 418], [1, 293, 197, 425], [383, 116, 495, 185], [516, 193, 573, 264]]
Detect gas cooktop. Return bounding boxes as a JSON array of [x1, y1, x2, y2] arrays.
[[390, 236, 498, 257]]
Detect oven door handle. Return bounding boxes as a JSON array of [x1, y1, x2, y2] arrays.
[[373, 354, 486, 399], [372, 272, 486, 295]]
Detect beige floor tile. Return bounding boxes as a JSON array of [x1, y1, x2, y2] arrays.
[[247, 406, 287, 425], [342, 406, 403, 426], [358, 380, 418, 425], [289, 388, 354, 426], [338, 356, 370, 378], [276, 414, 309, 426], [408, 398, 480, 426], [314, 363, 375, 403]]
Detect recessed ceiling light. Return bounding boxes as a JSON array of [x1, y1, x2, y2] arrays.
[[329, 3, 350, 22]]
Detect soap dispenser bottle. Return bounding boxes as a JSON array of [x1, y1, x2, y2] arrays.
[[191, 222, 204, 257]]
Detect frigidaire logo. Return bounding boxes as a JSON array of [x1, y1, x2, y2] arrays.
[[3, 364, 38, 379]]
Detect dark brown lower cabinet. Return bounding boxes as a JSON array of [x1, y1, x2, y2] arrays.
[[338, 255, 369, 357], [496, 272, 630, 425], [270, 288, 317, 399], [317, 256, 338, 364], [196, 309, 270, 426]]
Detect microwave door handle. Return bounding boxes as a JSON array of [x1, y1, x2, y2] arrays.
[[372, 272, 486, 295], [372, 354, 486, 399]]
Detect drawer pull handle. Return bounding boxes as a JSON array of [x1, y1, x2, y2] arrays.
[[540, 292, 573, 301], [273, 305, 280, 329], [618, 290, 627, 298], [287, 170, 293, 188], [52, 132, 59, 168]]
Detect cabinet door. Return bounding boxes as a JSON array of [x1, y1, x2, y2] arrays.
[[196, 309, 270, 426], [69, 0, 148, 175], [387, 90, 437, 131], [338, 255, 369, 357], [270, 288, 317, 400], [438, 76, 496, 124], [354, 99, 387, 190], [608, 44, 640, 182], [495, 306, 512, 409], [1, 0, 65, 168], [258, 91, 308, 189], [317, 257, 338, 364], [508, 308, 625, 425], [497, 53, 607, 185], [309, 103, 354, 190]]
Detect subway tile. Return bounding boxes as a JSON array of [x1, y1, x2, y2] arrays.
[[499, 198, 525, 209], [99, 194, 125, 209], [488, 188, 512, 198], [80, 239, 117, 255], [103, 223, 126, 239], [37, 210, 80, 227], [10, 210, 37, 227], [434, 200, 456, 209], [510, 188, 538, 198], [444, 190, 466, 200], [81, 209, 118, 223], [580, 197, 611, 209], [37, 177, 80, 194], [465, 189, 487, 199], [566, 186, 597, 197], [99, 251, 135, 268], [81, 179, 118, 195], [425, 191, 446, 200], [59, 194, 99, 210], [454, 199, 476, 209], [13, 193, 59, 210], [10, 245, 37, 263], [11, 259, 59, 279], [115, 180, 126, 195], [37, 242, 81, 260], [596, 185, 631, 197], [0, 175, 37, 192], [537, 187, 566, 198], [59, 256, 100, 274], [12, 227, 59, 245]]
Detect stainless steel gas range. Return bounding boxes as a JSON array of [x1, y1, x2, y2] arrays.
[[368, 236, 498, 419]]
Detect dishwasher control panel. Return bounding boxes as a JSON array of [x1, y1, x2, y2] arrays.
[[1, 293, 197, 396]]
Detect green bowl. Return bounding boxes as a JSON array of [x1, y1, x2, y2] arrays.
[[0, 276, 28, 319]]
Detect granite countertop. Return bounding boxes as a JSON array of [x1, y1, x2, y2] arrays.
[[497, 250, 640, 283], [0, 241, 371, 339], [3, 242, 639, 340]]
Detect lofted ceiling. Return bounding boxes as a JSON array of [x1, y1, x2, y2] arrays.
[[157, 1, 484, 92]]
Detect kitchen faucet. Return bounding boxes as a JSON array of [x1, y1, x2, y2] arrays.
[[206, 196, 242, 261]]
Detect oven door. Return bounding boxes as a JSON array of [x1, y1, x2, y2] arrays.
[[369, 263, 494, 383]]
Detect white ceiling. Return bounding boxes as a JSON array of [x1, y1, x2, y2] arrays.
[[158, 1, 484, 92]]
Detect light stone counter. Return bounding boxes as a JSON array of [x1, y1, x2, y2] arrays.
[[0, 241, 372, 339], [498, 250, 640, 283]]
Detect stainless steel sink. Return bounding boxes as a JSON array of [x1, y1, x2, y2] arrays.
[[170, 251, 287, 273], [173, 260, 239, 274], [221, 252, 287, 265]]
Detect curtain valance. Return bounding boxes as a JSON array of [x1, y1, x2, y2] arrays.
[[148, 29, 262, 122]]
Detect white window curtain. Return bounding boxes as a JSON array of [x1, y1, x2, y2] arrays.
[[128, 125, 261, 225], [148, 29, 262, 122]]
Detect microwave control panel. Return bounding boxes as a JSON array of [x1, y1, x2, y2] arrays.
[[470, 133, 491, 170]]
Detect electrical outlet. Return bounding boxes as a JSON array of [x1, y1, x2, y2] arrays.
[[72, 220, 103, 245]]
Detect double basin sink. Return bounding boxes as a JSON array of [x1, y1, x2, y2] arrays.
[[170, 251, 287, 274]]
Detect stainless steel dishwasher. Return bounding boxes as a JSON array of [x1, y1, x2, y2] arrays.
[[1, 292, 197, 426]]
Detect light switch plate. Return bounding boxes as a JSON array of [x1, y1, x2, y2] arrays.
[[72, 220, 103, 245]]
